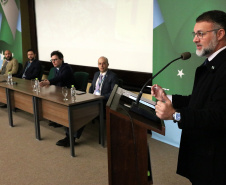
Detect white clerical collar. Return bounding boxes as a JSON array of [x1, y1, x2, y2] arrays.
[[208, 46, 226, 61]]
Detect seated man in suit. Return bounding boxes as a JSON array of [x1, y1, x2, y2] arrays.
[[89, 56, 119, 106], [0, 50, 18, 76], [39, 50, 75, 128], [19, 49, 42, 80], [39, 50, 75, 88], [56, 56, 118, 147], [0, 50, 19, 108]]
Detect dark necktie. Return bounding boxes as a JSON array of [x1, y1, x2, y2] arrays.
[[55, 68, 59, 76], [203, 58, 209, 65]]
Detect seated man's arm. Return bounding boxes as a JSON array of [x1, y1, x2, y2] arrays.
[[11, 59, 19, 75], [103, 73, 118, 100], [89, 73, 98, 94]]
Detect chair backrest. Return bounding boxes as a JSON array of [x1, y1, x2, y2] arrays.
[[48, 67, 55, 80], [38, 66, 44, 81], [73, 72, 89, 92], [13, 63, 23, 77], [118, 79, 123, 88]]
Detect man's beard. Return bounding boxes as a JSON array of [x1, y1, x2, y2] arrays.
[[196, 35, 218, 57], [6, 56, 12, 61]]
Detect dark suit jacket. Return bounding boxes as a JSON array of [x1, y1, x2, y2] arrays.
[[89, 70, 118, 104], [49, 63, 75, 88], [21, 59, 42, 80], [173, 49, 226, 184]]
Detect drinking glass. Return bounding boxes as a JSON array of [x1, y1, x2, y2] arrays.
[[62, 87, 68, 101], [31, 79, 36, 91]]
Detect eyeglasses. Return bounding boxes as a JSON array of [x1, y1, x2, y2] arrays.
[[192, 29, 221, 39], [50, 59, 58, 62]]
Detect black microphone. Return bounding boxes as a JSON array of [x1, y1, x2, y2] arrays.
[[130, 52, 191, 120]]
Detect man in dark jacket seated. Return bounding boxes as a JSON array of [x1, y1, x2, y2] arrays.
[[39, 50, 75, 88], [39, 50, 75, 128], [56, 56, 118, 147], [19, 49, 42, 80]]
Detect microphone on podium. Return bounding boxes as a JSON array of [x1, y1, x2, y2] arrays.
[[130, 52, 191, 120]]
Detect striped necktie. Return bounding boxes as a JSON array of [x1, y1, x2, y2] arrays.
[[94, 75, 103, 94]]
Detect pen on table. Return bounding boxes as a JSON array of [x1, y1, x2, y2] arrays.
[[146, 86, 170, 91]]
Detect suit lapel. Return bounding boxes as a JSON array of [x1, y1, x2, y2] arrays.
[[93, 72, 100, 91], [101, 71, 109, 90]]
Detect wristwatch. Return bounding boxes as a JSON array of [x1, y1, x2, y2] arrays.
[[173, 112, 181, 122]]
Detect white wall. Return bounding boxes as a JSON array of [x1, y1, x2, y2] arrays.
[[35, 0, 153, 72]]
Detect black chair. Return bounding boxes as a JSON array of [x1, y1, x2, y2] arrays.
[[13, 63, 23, 77], [38, 66, 44, 81], [73, 72, 89, 92], [118, 79, 123, 88]]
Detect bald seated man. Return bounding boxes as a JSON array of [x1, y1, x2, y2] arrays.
[[0, 50, 18, 75], [56, 56, 119, 147]]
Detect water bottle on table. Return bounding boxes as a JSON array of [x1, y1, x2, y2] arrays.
[[71, 85, 76, 101], [35, 78, 40, 92], [7, 72, 12, 85]]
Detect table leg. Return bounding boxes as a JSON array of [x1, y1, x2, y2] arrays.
[[33, 96, 41, 140], [6, 88, 13, 127], [99, 99, 105, 147], [68, 106, 75, 157]]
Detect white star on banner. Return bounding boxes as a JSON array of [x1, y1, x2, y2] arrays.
[[177, 69, 184, 78]]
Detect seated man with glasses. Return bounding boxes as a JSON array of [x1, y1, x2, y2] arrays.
[[39, 50, 75, 88], [39, 50, 75, 128]]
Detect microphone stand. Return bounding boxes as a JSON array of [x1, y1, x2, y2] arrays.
[[134, 56, 182, 106], [129, 52, 191, 121]]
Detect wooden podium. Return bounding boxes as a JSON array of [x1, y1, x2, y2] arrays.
[[106, 85, 165, 185]]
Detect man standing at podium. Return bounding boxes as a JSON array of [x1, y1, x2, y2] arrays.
[[151, 10, 226, 185]]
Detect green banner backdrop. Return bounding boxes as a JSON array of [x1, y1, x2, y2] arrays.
[[152, 0, 226, 147], [0, 0, 22, 67], [153, 0, 226, 95]]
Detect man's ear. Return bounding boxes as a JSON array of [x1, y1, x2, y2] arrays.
[[217, 28, 225, 41]]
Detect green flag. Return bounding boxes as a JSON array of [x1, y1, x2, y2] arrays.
[[153, 0, 226, 95], [1, 0, 19, 39], [0, 0, 22, 63]]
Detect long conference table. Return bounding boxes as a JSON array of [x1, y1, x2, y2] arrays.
[[0, 76, 104, 157]]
